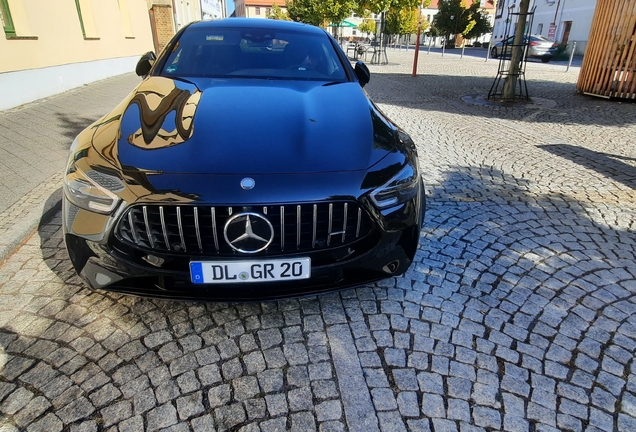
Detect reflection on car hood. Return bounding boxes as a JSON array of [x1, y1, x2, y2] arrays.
[[99, 76, 392, 175]]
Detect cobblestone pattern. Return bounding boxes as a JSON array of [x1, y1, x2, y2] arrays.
[[1, 50, 636, 431]]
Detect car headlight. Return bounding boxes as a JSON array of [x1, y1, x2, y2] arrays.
[[64, 163, 122, 214], [370, 159, 420, 209]]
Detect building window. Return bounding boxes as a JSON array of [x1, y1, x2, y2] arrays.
[[117, 0, 135, 38], [266, 8, 271, 15], [537, 23, 543, 35], [255, 6, 260, 15], [74, 0, 86, 37], [0, 0, 16, 36], [74, 0, 99, 38]]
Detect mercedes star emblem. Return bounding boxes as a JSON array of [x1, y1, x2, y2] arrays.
[[223, 212, 274, 253], [241, 177, 255, 190]]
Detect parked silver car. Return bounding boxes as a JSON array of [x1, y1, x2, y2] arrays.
[[490, 35, 558, 63]]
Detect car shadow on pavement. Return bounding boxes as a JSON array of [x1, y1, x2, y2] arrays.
[[368, 73, 636, 127], [3, 161, 631, 429]]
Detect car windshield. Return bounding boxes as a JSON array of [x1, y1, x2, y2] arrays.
[[160, 27, 347, 81]]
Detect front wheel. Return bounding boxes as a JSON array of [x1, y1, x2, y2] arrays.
[[541, 58, 551, 63], [490, 47, 498, 58]]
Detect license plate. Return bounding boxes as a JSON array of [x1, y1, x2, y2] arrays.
[[190, 258, 311, 284]]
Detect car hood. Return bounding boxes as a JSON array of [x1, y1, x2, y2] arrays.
[[90, 76, 396, 175]]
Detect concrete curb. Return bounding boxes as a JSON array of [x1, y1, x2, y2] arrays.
[[0, 177, 62, 264]]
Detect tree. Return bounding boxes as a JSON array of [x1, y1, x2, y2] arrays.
[[354, 0, 427, 47], [385, 7, 420, 36], [268, 4, 291, 20], [354, 0, 422, 16], [432, 0, 490, 47], [286, 0, 356, 28], [503, 0, 529, 100], [285, 0, 323, 26], [426, 24, 441, 38], [463, 4, 492, 41], [357, 18, 377, 37]]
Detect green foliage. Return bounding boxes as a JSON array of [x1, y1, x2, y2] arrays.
[[385, 7, 419, 35], [285, 0, 324, 26], [286, 0, 356, 27], [268, 4, 291, 20], [463, 4, 491, 40], [426, 24, 441, 37], [354, 0, 427, 16], [432, 0, 491, 46], [357, 18, 377, 35]]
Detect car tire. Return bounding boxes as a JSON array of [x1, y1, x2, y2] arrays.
[[541, 58, 550, 63], [490, 47, 498, 58]]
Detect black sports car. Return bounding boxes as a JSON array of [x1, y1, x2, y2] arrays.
[[63, 18, 425, 301]]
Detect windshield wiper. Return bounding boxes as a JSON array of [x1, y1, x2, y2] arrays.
[[322, 81, 347, 87], [165, 76, 199, 88]]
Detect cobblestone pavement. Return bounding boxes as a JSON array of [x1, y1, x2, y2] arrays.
[[1, 50, 636, 431]]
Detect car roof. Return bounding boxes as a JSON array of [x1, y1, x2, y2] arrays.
[[187, 18, 327, 36]]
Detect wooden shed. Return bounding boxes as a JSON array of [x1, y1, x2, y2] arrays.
[[577, 0, 636, 99]]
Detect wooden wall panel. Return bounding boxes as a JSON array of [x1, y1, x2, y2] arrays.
[[577, 0, 636, 99]]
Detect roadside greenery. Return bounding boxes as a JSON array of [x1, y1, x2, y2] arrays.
[[385, 7, 421, 37], [285, 0, 356, 28], [357, 17, 377, 36], [432, 0, 491, 47], [283, 0, 427, 38], [267, 4, 291, 20], [279, 0, 490, 48]]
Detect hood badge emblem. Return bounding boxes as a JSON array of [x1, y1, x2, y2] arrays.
[[224, 213, 274, 253], [241, 177, 255, 190]]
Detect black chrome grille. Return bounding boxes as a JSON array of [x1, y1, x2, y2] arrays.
[[116, 202, 374, 255]]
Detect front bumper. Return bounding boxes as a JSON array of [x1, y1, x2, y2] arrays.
[[63, 186, 425, 301]]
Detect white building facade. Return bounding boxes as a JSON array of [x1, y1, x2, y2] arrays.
[[492, 0, 597, 55], [201, 0, 226, 19], [172, 0, 202, 30]]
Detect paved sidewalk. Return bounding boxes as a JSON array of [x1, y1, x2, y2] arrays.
[[0, 73, 141, 262], [1, 51, 636, 432]]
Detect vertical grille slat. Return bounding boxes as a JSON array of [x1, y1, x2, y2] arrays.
[[327, 203, 333, 246], [128, 212, 141, 245], [118, 201, 373, 255], [280, 206, 285, 252], [159, 206, 170, 251], [312, 204, 317, 249], [341, 203, 348, 242], [176, 207, 187, 252], [194, 207, 203, 252], [142, 206, 155, 249], [211, 207, 219, 252], [296, 205, 301, 250]]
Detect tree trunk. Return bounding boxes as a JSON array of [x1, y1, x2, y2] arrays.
[[502, 0, 530, 100]]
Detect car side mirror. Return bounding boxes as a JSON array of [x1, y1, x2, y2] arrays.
[[355, 61, 370, 87], [135, 51, 157, 78]]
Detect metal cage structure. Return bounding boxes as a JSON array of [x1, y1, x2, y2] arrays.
[[488, 8, 535, 101]]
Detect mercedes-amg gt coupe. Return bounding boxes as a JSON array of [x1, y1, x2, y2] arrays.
[[63, 18, 425, 301]]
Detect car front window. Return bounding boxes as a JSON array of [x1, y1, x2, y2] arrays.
[[160, 27, 347, 81]]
